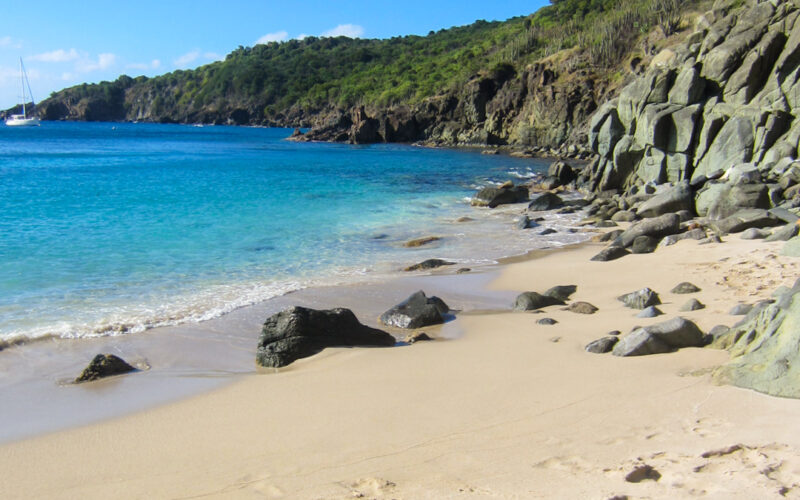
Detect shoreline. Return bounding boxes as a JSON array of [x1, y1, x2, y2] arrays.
[[4, 229, 800, 498]]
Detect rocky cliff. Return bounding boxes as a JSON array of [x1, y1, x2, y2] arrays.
[[585, 0, 800, 195]]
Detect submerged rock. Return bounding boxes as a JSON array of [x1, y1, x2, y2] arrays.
[[75, 354, 136, 383], [380, 291, 450, 329], [257, 307, 396, 368], [403, 236, 441, 248], [403, 259, 455, 272]]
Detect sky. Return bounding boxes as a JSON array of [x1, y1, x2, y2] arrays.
[[0, 1, 550, 110]]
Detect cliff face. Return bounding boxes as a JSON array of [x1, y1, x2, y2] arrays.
[[585, 0, 800, 192]]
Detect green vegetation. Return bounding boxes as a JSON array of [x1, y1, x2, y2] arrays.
[[40, 0, 699, 124]]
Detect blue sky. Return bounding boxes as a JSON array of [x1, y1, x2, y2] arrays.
[[1, 1, 549, 109]]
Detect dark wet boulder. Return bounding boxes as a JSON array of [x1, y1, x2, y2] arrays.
[[516, 215, 539, 230], [514, 291, 565, 311], [671, 282, 701, 294], [585, 336, 619, 353], [473, 183, 529, 208], [618, 288, 661, 309], [544, 285, 577, 302], [590, 245, 630, 262], [380, 291, 450, 329], [257, 307, 396, 368], [75, 354, 136, 383], [613, 317, 704, 356], [631, 235, 660, 254], [548, 160, 577, 186], [404, 259, 455, 272], [405, 332, 433, 344], [564, 302, 599, 314], [528, 192, 565, 212]]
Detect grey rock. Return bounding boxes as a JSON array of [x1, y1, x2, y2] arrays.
[[257, 307, 396, 368], [592, 229, 624, 242], [516, 215, 538, 230], [714, 208, 782, 234], [680, 298, 705, 311], [706, 184, 771, 220], [611, 210, 637, 222], [75, 354, 136, 383], [637, 306, 664, 318], [538, 228, 557, 236], [782, 236, 800, 257], [617, 213, 681, 247], [528, 192, 565, 212], [585, 336, 619, 354], [631, 235, 660, 254], [590, 246, 630, 262], [380, 291, 450, 329], [537, 318, 558, 326], [671, 282, 701, 294], [473, 184, 529, 208], [739, 228, 770, 240], [613, 317, 705, 356], [618, 287, 662, 309], [729, 303, 753, 316], [659, 228, 707, 246], [595, 220, 618, 228], [544, 285, 577, 302], [404, 259, 455, 272], [708, 324, 731, 341], [668, 66, 705, 105], [514, 292, 565, 311], [564, 301, 599, 314], [548, 161, 578, 186]]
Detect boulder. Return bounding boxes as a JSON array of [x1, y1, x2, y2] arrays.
[[404, 259, 455, 272], [671, 282, 701, 294], [713, 208, 782, 234], [680, 298, 705, 311], [783, 236, 800, 257], [631, 235, 660, 254], [537, 318, 558, 326], [544, 285, 577, 302], [617, 213, 681, 247], [637, 306, 664, 318], [706, 184, 771, 220], [585, 336, 619, 354], [659, 228, 708, 246], [380, 291, 450, 329], [592, 229, 624, 242], [403, 236, 441, 247], [548, 161, 578, 186], [590, 246, 630, 262], [405, 332, 433, 344], [257, 307, 396, 367], [740, 228, 770, 239], [618, 287, 662, 309], [765, 223, 799, 242], [528, 192, 564, 211], [514, 292, 565, 311], [516, 215, 538, 230], [473, 184, 529, 208], [636, 182, 694, 218], [613, 317, 705, 356], [730, 303, 753, 316], [75, 354, 136, 383], [611, 210, 638, 222], [563, 302, 599, 314]]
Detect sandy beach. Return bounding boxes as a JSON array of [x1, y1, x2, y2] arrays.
[[3, 232, 800, 499]]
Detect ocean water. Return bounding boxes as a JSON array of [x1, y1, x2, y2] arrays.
[[0, 122, 585, 346]]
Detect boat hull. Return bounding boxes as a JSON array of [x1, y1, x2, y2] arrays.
[[5, 116, 40, 127]]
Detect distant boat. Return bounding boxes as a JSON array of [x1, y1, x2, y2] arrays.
[[5, 58, 40, 127]]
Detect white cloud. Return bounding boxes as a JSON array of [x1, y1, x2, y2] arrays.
[[174, 50, 220, 69], [126, 59, 161, 71], [31, 48, 80, 63], [256, 31, 289, 45], [203, 52, 222, 61], [0, 36, 21, 49], [322, 24, 364, 38], [77, 52, 116, 72], [297, 33, 309, 40]]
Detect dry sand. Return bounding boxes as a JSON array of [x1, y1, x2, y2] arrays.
[[3, 236, 800, 499]]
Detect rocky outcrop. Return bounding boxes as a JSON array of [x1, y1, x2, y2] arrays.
[[713, 280, 800, 398], [75, 354, 136, 383], [256, 307, 396, 367], [586, 0, 800, 219]]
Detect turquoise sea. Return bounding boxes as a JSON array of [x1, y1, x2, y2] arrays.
[[0, 122, 579, 346]]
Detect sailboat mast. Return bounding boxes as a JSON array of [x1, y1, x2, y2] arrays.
[[19, 58, 26, 118]]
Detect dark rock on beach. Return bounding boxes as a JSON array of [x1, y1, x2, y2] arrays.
[[75, 354, 136, 383], [636, 306, 663, 318], [671, 282, 701, 294], [537, 317, 558, 325], [513, 291, 565, 311], [679, 298, 705, 311], [564, 301, 599, 314], [528, 192, 564, 212], [473, 183, 529, 208], [631, 235, 659, 254], [404, 259, 455, 272], [591, 245, 630, 262], [617, 213, 680, 248], [613, 317, 704, 357], [618, 288, 661, 309], [380, 291, 450, 329], [544, 285, 577, 302], [257, 307, 396, 368], [585, 336, 619, 354], [405, 332, 433, 344]]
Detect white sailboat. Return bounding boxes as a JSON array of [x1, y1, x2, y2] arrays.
[[6, 58, 40, 127]]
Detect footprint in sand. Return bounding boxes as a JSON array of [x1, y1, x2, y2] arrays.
[[347, 477, 396, 498]]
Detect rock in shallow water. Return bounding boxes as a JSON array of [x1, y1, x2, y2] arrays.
[[75, 354, 136, 383], [257, 307, 396, 367], [403, 259, 454, 272], [380, 291, 450, 329]]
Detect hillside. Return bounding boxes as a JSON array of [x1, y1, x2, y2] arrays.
[[29, 0, 701, 149]]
